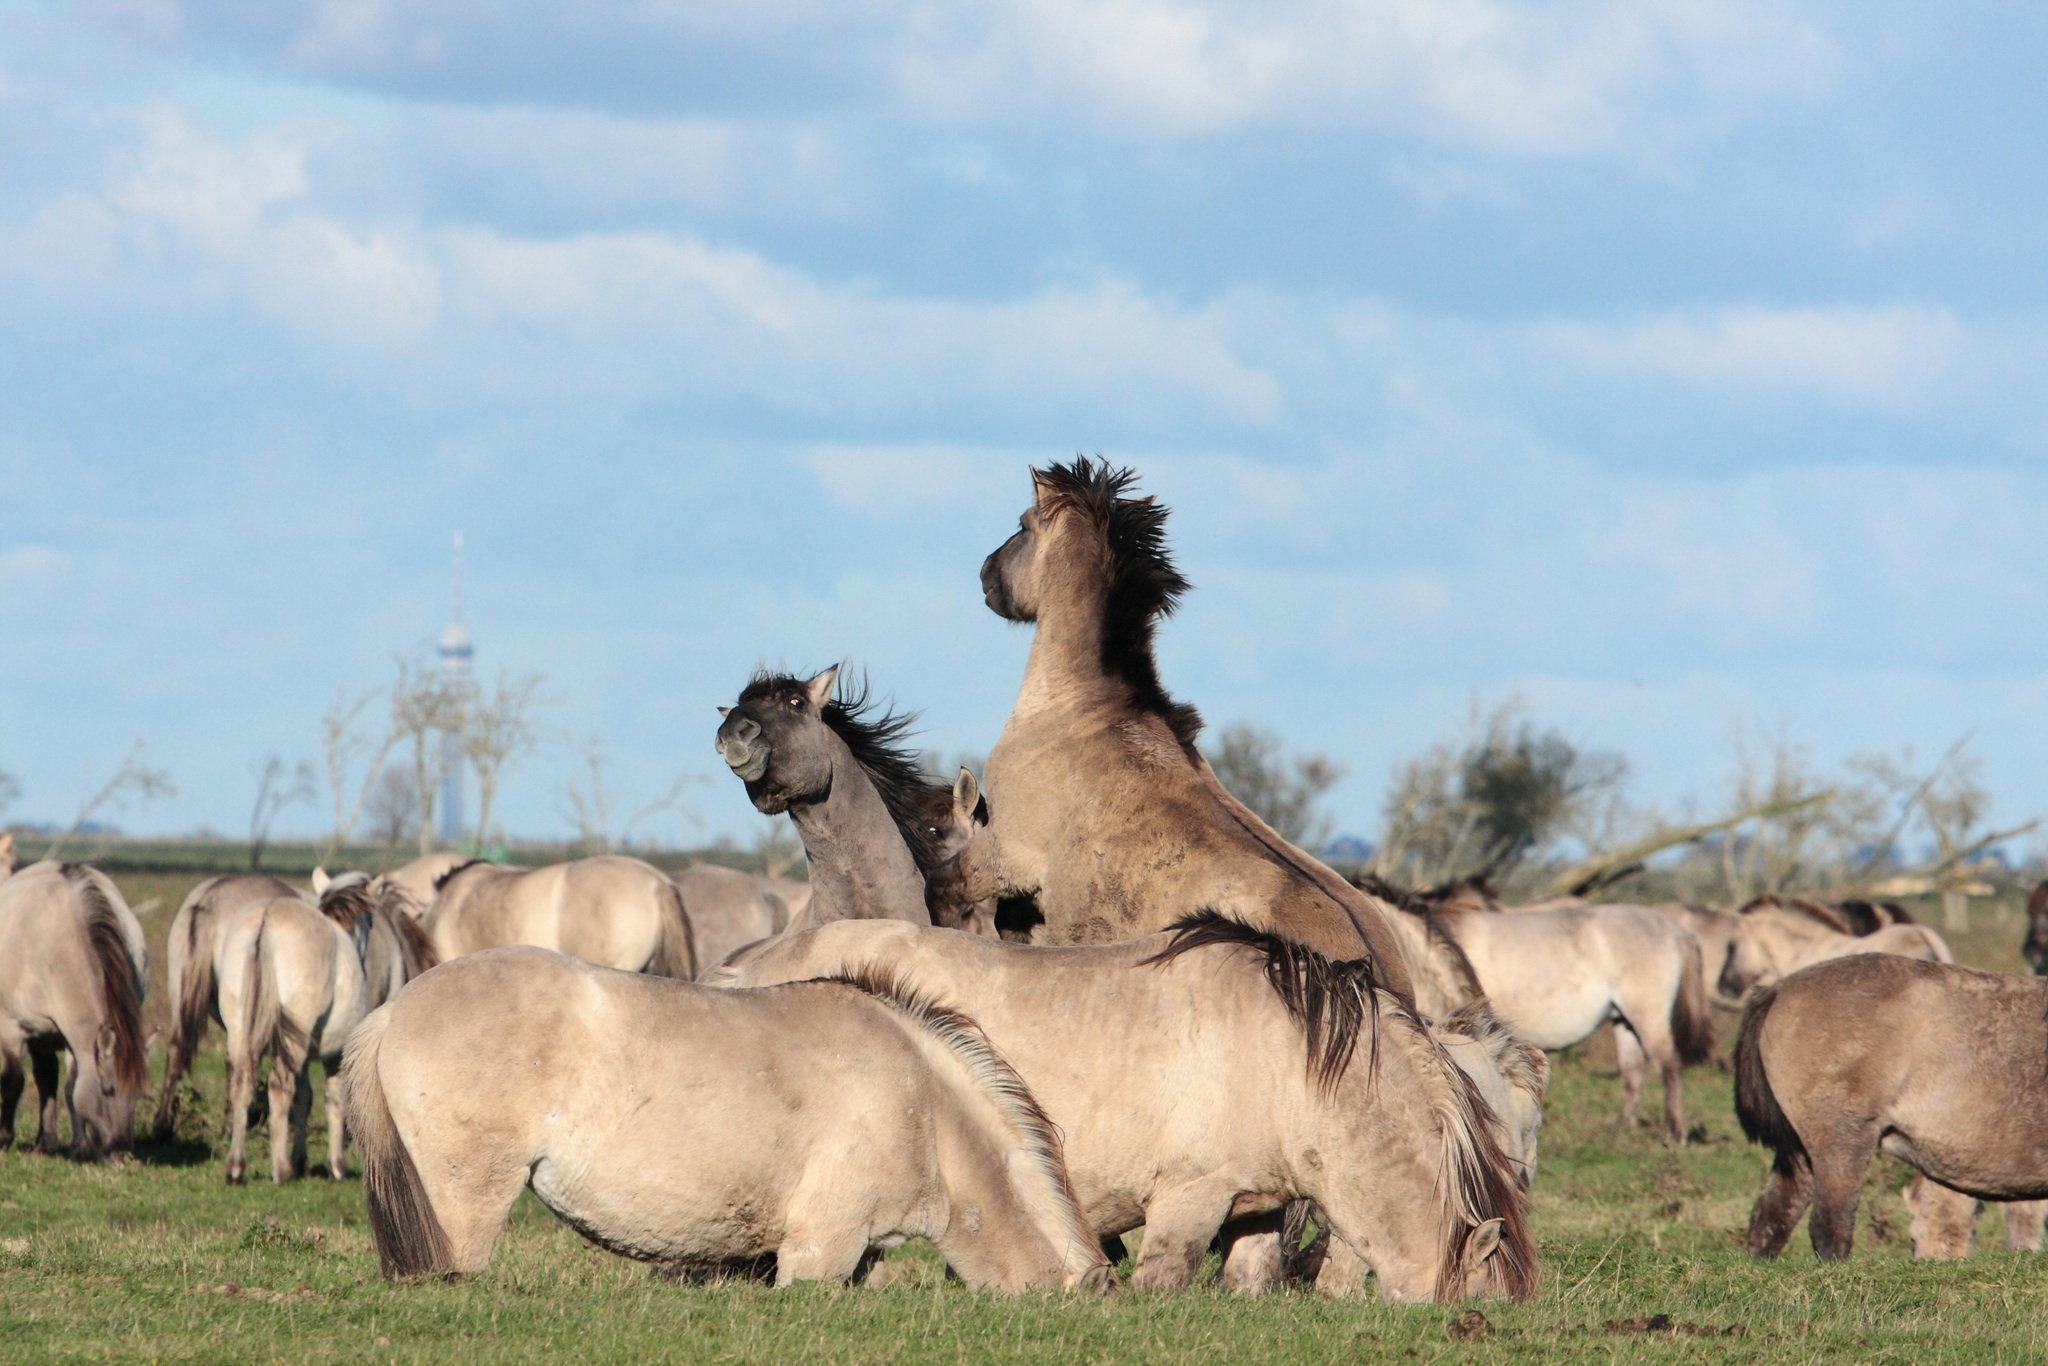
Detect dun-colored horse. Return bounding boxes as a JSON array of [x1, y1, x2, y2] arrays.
[[343, 946, 1109, 1291], [425, 855, 695, 978], [0, 862, 148, 1159]]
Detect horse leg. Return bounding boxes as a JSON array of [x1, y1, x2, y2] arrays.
[[150, 1030, 192, 1144], [1130, 1183, 1235, 1290], [323, 1061, 347, 1181], [1806, 1129, 1877, 1262], [428, 1164, 531, 1274], [29, 1041, 62, 1155], [1313, 1234, 1370, 1298], [0, 1039, 22, 1149], [1217, 1210, 1286, 1295], [2005, 1200, 2047, 1252], [223, 1046, 257, 1185], [1613, 1023, 1647, 1132], [1903, 1175, 1979, 1260], [1746, 1148, 1813, 1257], [269, 1047, 312, 1184], [773, 1227, 875, 1287]]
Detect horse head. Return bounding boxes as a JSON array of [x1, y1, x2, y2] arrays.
[[716, 667, 840, 816]]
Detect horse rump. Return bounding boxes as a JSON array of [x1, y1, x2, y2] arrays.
[[1733, 983, 1796, 1154], [342, 1007, 451, 1277], [649, 877, 697, 980]]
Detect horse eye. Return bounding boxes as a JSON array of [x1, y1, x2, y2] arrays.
[[788, 695, 804, 708]]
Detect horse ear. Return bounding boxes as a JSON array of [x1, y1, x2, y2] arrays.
[[804, 666, 838, 711], [717, 706, 732, 718], [952, 768, 987, 828], [1463, 1218, 1503, 1272], [311, 867, 331, 895], [1031, 468, 1062, 513]]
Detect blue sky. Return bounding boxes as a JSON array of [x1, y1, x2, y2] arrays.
[[2, 1, 2045, 850]]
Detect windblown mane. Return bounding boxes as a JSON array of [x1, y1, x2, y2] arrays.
[[1738, 893, 1854, 935], [1350, 871, 1433, 916], [740, 670, 947, 872], [1034, 457, 1202, 751], [431, 857, 488, 893], [63, 864, 148, 1093], [827, 967, 1105, 1286], [1145, 912, 1381, 1093], [318, 872, 377, 929]]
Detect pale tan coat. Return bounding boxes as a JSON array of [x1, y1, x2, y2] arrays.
[[342, 947, 1108, 1291], [425, 855, 694, 978], [1720, 906, 1950, 997]]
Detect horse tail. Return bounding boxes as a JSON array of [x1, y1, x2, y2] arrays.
[[153, 881, 222, 1138], [382, 905, 440, 982], [831, 968, 1108, 1290], [1733, 982, 1798, 1155], [648, 876, 697, 980], [68, 866, 148, 1095], [1670, 932, 1716, 1066], [342, 1006, 451, 1277]]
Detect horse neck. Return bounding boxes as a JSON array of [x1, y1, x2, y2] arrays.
[[1011, 570, 1113, 718], [786, 741, 929, 924]]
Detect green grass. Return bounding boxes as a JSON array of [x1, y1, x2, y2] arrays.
[[3, 876, 2046, 1363]]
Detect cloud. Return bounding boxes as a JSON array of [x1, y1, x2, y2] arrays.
[[1536, 304, 1970, 410], [88, 0, 1837, 156]]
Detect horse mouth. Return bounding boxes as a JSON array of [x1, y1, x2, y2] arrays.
[[721, 741, 770, 784]]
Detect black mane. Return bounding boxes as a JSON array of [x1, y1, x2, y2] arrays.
[[432, 857, 489, 893], [1144, 911, 1379, 1093], [1036, 457, 1202, 751], [740, 670, 948, 871]]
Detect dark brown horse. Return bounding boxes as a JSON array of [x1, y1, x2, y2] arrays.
[[1736, 953, 2048, 1262]]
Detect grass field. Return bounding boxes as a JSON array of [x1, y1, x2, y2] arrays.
[[4, 873, 2046, 1363]]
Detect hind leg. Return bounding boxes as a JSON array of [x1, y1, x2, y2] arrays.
[[425, 1164, 533, 1273], [0, 1035, 23, 1149], [222, 1048, 257, 1185], [269, 1050, 312, 1184], [29, 1041, 62, 1155], [323, 1061, 348, 1181], [150, 1031, 194, 1143], [774, 1226, 875, 1286], [1613, 1024, 1647, 1131], [1217, 1211, 1285, 1294], [1747, 1149, 1813, 1257], [2005, 1200, 2047, 1252], [1806, 1129, 1877, 1262], [1904, 1175, 1979, 1260]]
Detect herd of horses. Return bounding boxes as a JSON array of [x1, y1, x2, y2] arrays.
[[4, 458, 2048, 1302]]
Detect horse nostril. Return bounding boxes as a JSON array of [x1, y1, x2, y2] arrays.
[[733, 718, 761, 745]]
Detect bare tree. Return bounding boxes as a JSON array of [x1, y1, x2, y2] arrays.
[[247, 756, 316, 870], [362, 765, 420, 847], [463, 670, 547, 847], [389, 655, 460, 858], [43, 742, 176, 861], [0, 767, 17, 815], [318, 687, 398, 862], [558, 737, 698, 855], [1205, 723, 1347, 850]]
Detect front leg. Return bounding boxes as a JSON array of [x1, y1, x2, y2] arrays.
[[29, 1042, 62, 1155], [1131, 1184, 1236, 1291], [1217, 1211, 1285, 1294]]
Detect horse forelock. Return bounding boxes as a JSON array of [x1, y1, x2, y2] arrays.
[[743, 668, 948, 872], [64, 865, 148, 1093], [1032, 457, 1201, 752], [1145, 912, 1381, 1094], [827, 967, 1103, 1282]]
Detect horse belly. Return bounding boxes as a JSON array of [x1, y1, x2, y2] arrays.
[[529, 1150, 792, 1263]]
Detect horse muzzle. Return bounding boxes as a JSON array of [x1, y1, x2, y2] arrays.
[[716, 717, 771, 783]]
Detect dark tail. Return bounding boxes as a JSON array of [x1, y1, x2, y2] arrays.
[[153, 885, 223, 1138], [1670, 934, 1716, 1066], [380, 905, 440, 982], [342, 1007, 451, 1277], [648, 877, 697, 980], [1733, 983, 1797, 1154]]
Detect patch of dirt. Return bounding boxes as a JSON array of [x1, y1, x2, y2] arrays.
[[1603, 1314, 1745, 1337], [1445, 1310, 1489, 1341], [188, 1281, 319, 1304]]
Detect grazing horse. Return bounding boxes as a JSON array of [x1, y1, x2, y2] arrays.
[[216, 875, 380, 1184], [152, 872, 308, 1141], [716, 918, 1537, 1300], [926, 458, 1414, 1000], [0, 863, 149, 1159], [342, 947, 1110, 1291], [1357, 876, 1711, 1143], [424, 855, 695, 979], [1719, 897, 1950, 998], [1736, 954, 2048, 1262]]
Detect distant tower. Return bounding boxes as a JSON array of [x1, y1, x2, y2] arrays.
[[438, 533, 473, 846]]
